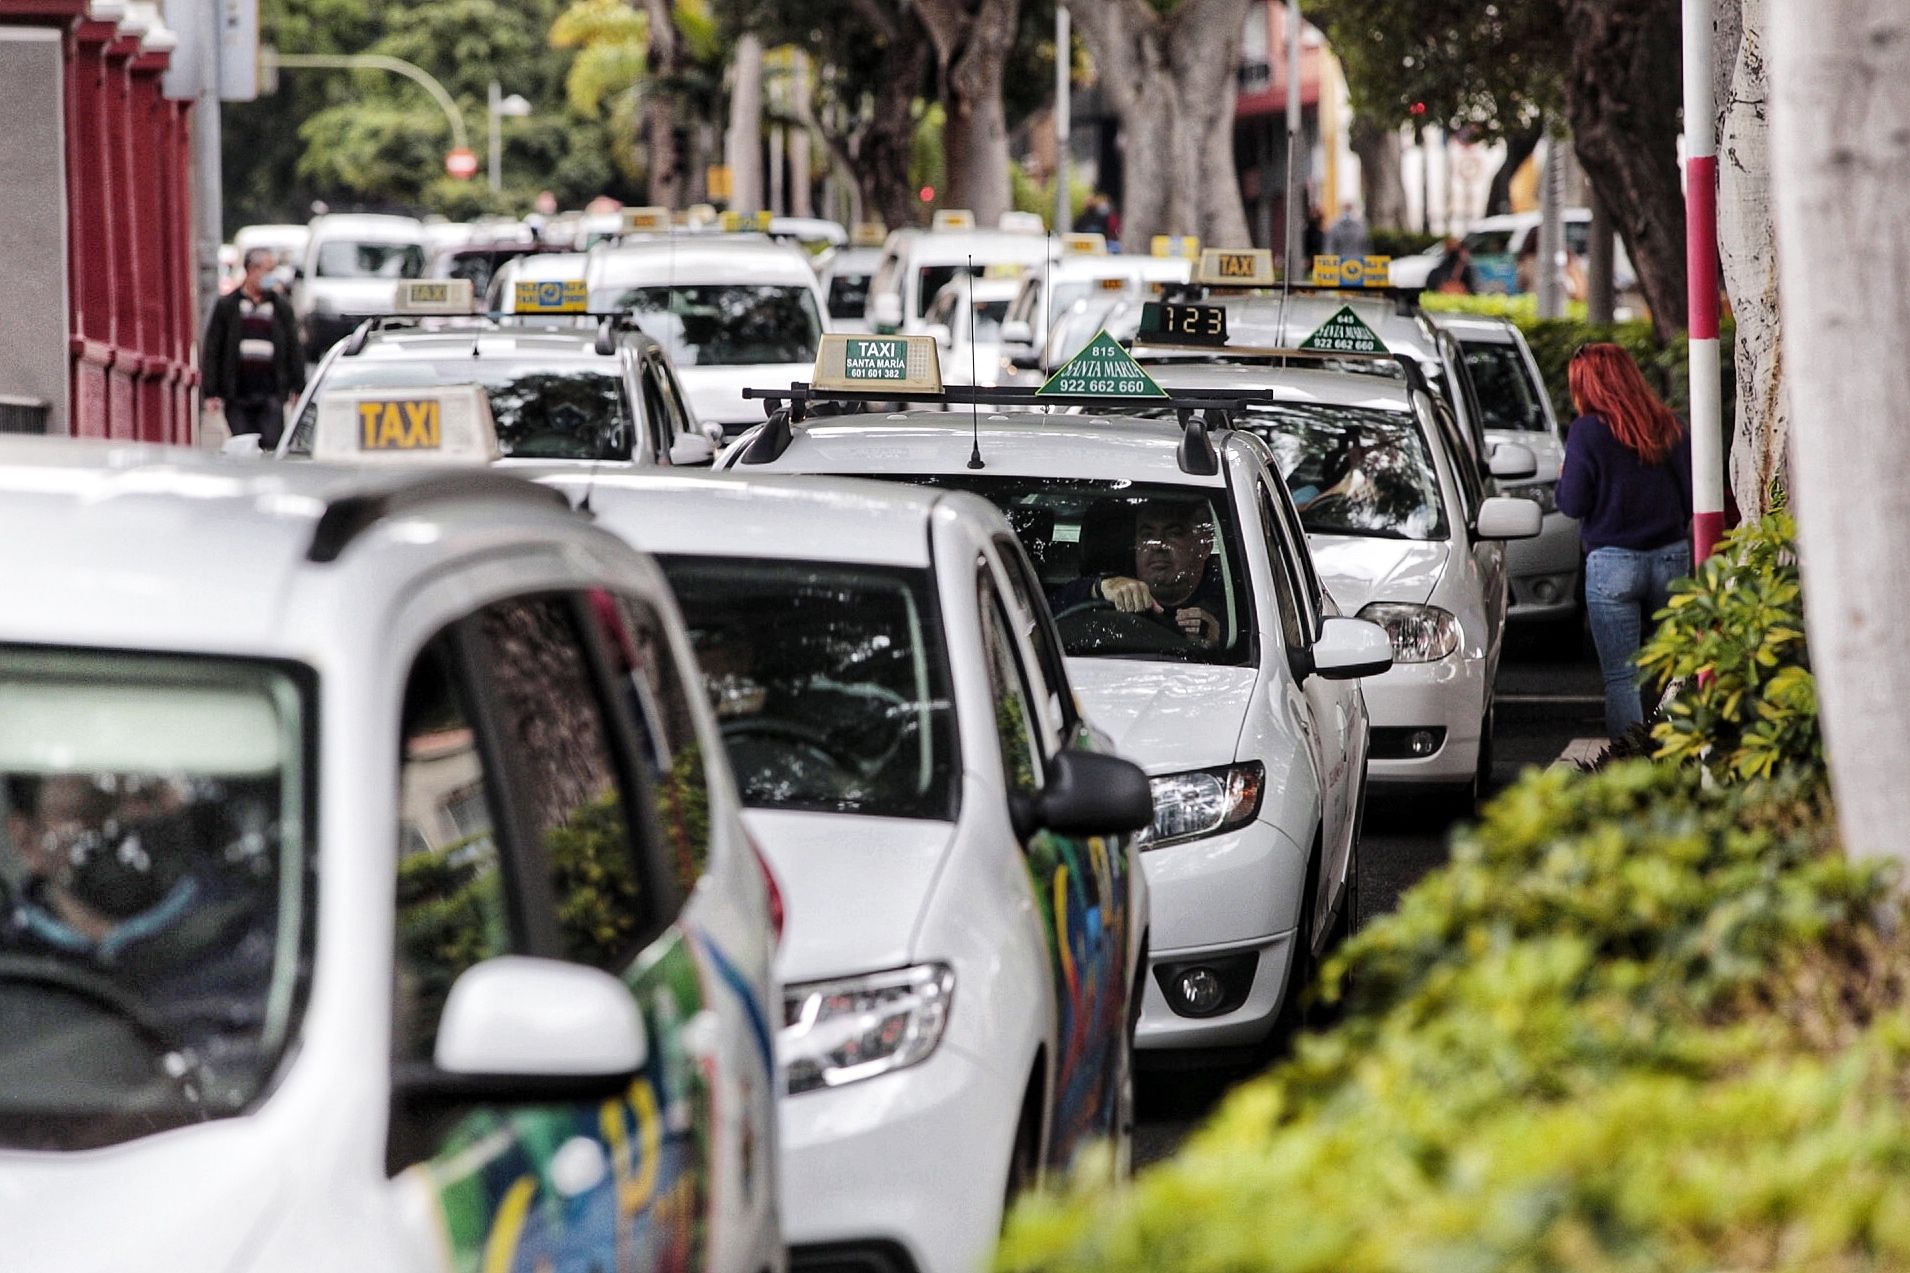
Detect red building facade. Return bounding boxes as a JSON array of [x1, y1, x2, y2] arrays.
[[0, 0, 197, 443]]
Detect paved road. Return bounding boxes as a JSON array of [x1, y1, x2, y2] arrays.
[[1134, 619, 1604, 1166]]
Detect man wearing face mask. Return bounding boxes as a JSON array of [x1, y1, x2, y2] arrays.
[[1055, 500, 1226, 648]]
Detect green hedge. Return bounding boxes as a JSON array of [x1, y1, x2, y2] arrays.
[[1370, 228, 1442, 259]]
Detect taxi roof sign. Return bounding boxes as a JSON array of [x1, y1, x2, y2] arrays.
[[851, 221, 888, 247], [1298, 305, 1388, 355], [1037, 330, 1166, 400], [1151, 234, 1200, 261], [812, 333, 944, 394], [930, 209, 976, 231], [721, 208, 774, 232], [1311, 254, 1394, 288], [1196, 248, 1275, 287], [621, 205, 672, 233], [999, 210, 1045, 234], [513, 279, 589, 314], [311, 384, 499, 466], [393, 279, 475, 315], [1062, 232, 1108, 255]]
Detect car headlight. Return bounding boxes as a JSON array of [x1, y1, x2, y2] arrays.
[[1139, 762, 1264, 850], [1510, 480, 1559, 514], [781, 963, 954, 1094], [1356, 602, 1461, 663]]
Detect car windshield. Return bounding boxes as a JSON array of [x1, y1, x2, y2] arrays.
[[973, 299, 1011, 340], [1243, 403, 1450, 541], [826, 272, 871, 320], [654, 557, 959, 820], [315, 241, 424, 279], [287, 359, 633, 460], [0, 648, 311, 1151], [904, 477, 1253, 666], [608, 284, 822, 366], [1461, 340, 1549, 432]]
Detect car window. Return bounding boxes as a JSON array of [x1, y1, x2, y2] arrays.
[[637, 361, 675, 461], [316, 240, 424, 279], [0, 647, 312, 1150], [1255, 481, 1312, 655], [1462, 340, 1547, 432], [977, 569, 1044, 800], [926, 286, 959, 330], [1430, 395, 1485, 521], [1242, 403, 1451, 541], [826, 271, 872, 320], [1463, 230, 1514, 256], [1006, 279, 1040, 327], [609, 284, 823, 367], [990, 535, 1072, 744]]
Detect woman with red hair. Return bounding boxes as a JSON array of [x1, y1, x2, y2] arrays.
[[1557, 342, 1692, 738]]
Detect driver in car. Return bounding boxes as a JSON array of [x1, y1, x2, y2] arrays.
[[1054, 500, 1226, 648]]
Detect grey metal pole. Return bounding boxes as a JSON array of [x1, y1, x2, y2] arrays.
[[487, 80, 502, 195], [1537, 135, 1566, 318], [193, 0, 223, 322], [1054, 3, 1070, 233], [1284, 0, 1303, 276]]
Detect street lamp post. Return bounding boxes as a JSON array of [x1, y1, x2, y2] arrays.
[[488, 80, 532, 195]]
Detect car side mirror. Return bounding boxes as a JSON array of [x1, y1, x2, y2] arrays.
[[999, 319, 1033, 346], [220, 433, 264, 459], [1488, 441, 1538, 480], [1014, 748, 1154, 839], [668, 433, 716, 466], [402, 956, 649, 1107], [1309, 616, 1394, 680], [1475, 495, 1544, 540], [926, 322, 953, 349], [870, 293, 904, 332]]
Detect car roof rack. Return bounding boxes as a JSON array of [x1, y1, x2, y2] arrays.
[[307, 471, 572, 563], [1158, 279, 1427, 318], [339, 312, 643, 357], [735, 382, 1278, 474]]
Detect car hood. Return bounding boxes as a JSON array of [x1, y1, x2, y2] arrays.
[[1062, 659, 1260, 773], [741, 808, 957, 985], [678, 364, 810, 427], [1307, 536, 1449, 613]]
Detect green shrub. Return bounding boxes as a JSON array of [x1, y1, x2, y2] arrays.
[[1638, 512, 1821, 783], [998, 760, 1901, 1273], [1370, 227, 1442, 259]]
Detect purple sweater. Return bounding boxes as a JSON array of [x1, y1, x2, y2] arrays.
[[1556, 413, 1692, 552]]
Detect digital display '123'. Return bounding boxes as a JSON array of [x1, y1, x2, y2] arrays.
[[1153, 302, 1228, 345]]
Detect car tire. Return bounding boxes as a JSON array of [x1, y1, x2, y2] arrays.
[[1269, 829, 1326, 1047], [1003, 1072, 1044, 1215]]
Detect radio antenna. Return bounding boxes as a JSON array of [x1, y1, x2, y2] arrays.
[[966, 255, 984, 469]]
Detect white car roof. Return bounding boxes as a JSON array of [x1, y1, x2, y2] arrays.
[[936, 277, 1023, 304], [889, 229, 1059, 268], [527, 470, 983, 569], [1205, 293, 1440, 362], [1136, 361, 1417, 413], [332, 325, 629, 364], [1427, 312, 1519, 344], [307, 213, 425, 243], [1050, 255, 1192, 283], [588, 240, 821, 290], [234, 224, 309, 249], [823, 247, 882, 276]]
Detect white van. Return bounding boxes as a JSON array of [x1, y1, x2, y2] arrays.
[[294, 213, 428, 359], [866, 228, 1058, 333]]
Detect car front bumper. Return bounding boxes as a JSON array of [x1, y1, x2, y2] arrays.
[[1507, 510, 1581, 621], [1360, 651, 1490, 785]]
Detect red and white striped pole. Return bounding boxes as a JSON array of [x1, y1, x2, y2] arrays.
[[1682, 0, 1725, 561]]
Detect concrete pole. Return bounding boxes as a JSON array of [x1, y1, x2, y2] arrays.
[[191, 0, 221, 321], [487, 79, 502, 195], [1054, 3, 1070, 232], [1537, 136, 1566, 318], [790, 52, 813, 218], [726, 35, 764, 215], [1284, 0, 1303, 277], [1683, 0, 1724, 562]]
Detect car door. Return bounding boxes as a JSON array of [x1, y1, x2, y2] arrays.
[[388, 592, 710, 1273], [976, 552, 1132, 1172], [1427, 395, 1509, 649]]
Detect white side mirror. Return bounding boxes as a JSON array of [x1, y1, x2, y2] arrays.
[[926, 322, 953, 349], [1488, 441, 1538, 480], [1475, 495, 1544, 540], [220, 434, 264, 459], [435, 956, 648, 1079], [870, 292, 904, 331], [668, 432, 716, 466], [701, 420, 726, 445], [1310, 616, 1395, 681], [999, 319, 1033, 347]]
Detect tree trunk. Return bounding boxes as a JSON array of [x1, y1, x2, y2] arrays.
[[790, 51, 814, 218], [1769, 0, 1910, 862], [1068, 0, 1252, 249], [1718, 0, 1785, 518], [1586, 183, 1616, 323], [1486, 116, 1543, 217], [1348, 112, 1407, 228], [727, 34, 764, 214], [1560, 0, 1688, 341], [917, 0, 1019, 225], [643, 0, 685, 208]]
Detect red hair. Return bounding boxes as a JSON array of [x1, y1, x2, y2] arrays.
[[1568, 343, 1683, 464]]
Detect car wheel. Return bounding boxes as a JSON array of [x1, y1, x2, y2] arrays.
[[1003, 1074, 1043, 1215]]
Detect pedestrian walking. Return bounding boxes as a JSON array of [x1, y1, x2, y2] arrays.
[[1555, 343, 1693, 739], [1302, 206, 1326, 264], [1323, 201, 1371, 258], [1074, 192, 1114, 238], [202, 248, 304, 449], [1426, 236, 1476, 294]]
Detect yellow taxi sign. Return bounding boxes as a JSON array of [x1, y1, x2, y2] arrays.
[[811, 333, 943, 394], [393, 279, 475, 315], [1313, 254, 1342, 286], [1062, 232, 1108, 255], [1096, 276, 1128, 291], [1196, 248, 1275, 287], [621, 205, 672, 233], [720, 209, 774, 232], [1150, 234, 1200, 261], [930, 209, 976, 231], [1312, 253, 1393, 289], [513, 279, 589, 314], [311, 385, 498, 466], [982, 261, 1025, 280], [1362, 254, 1392, 287], [851, 221, 888, 247]]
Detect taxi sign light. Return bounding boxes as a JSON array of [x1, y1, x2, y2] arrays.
[[312, 385, 499, 466], [394, 279, 475, 315], [1062, 233, 1107, 255], [1299, 305, 1388, 355], [1151, 234, 1200, 261], [1037, 330, 1167, 399], [930, 209, 976, 231], [1195, 248, 1275, 287], [721, 209, 774, 232], [811, 333, 944, 393], [621, 205, 672, 233], [852, 221, 888, 247], [1310, 254, 1393, 289], [513, 279, 589, 314]]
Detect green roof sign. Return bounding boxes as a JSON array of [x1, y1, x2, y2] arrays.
[[1298, 305, 1387, 355], [1036, 331, 1167, 399]]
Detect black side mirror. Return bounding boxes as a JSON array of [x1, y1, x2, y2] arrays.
[[1014, 748, 1154, 839]]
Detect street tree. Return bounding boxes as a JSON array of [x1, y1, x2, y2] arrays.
[[913, 0, 1021, 225], [1768, 0, 1910, 862], [1066, 0, 1254, 249]]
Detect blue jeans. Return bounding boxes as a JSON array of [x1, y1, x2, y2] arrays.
[[1584, 542, 1690, 737]]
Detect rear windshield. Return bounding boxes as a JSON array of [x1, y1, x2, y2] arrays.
[[287, 359, 633, 461], [1243, 402, 1451, 541], [655, 557, 959, 821], [315, 241, 424, 279], [605, 284, 823, 366], [0, 648, 312, 1151]]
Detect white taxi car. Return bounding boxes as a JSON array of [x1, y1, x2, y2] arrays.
[[996, 249, 1193, 379], [922, 273, 1024, 388], [722, 336, 1393, 1056], [531, 468, 1153, 1273], [0, 437, 780, 1272], [586, 238, 829, 438], [865, 222, 1058, 334]]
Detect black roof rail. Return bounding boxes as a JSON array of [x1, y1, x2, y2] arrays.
[[338, 312, 646, 357], [307, 472, 572, 564], [1130, 339, 1435, 400]]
